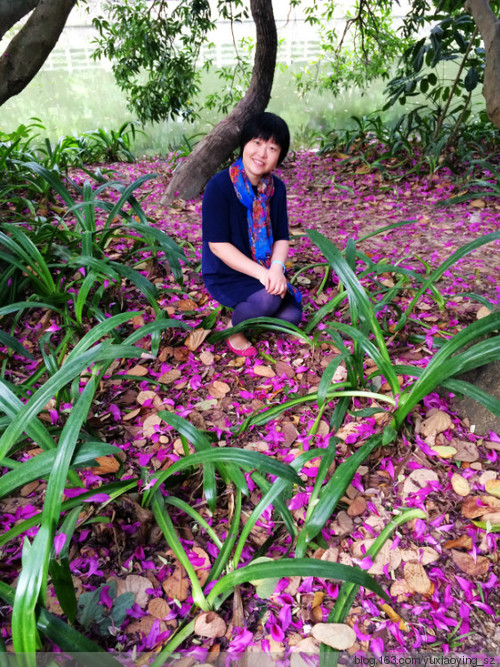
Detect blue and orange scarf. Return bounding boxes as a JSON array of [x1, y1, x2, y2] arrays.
[[229, 157, 301, 303]]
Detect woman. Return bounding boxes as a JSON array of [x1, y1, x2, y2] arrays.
[[202, 112, 302, 356]]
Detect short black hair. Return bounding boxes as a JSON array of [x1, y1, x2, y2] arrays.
[[239, 112, 290, 164]]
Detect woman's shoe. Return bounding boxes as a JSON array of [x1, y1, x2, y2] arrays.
[[226, 339, 257, 357]]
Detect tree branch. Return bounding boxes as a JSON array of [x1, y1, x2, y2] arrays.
[[0, 0, 77, 106], [0, 0, 39, 40]]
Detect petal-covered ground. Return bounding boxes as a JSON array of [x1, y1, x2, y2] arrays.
[[1, 151, 500, 658]]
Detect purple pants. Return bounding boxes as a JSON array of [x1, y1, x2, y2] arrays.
[[232, 288, 302, 327]]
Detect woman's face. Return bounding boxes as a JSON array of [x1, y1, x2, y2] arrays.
[[242, 136, 281, 185]]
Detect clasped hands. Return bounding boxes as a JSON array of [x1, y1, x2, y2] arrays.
[[258, 263, 287, 297]]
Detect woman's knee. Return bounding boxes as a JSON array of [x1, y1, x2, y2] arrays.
[[280, 304, 302, 326], [248, 289, 283, 316]]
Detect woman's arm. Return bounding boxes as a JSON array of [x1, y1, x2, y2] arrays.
[[208, 242, 268, 285], [209, 240, 289, 297]]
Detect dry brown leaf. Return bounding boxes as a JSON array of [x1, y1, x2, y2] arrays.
[[192, 546, 211, 586], [162, 566, 190, 602], [461, 495, 500, 518], [351, 539, 401, 575], [347, 495, 367, 517], [123, 407, 141, 421], [143, 413, 162, 438], [194, 611, 227, 638], [330, 510, 354, 536], [176, 298, 197, 311], [480, 470, 498, 486], [461, 496, 485, 519], [403, 562, 432, 595], [137, 390, 163, 408], [253, 365, 276, 378], [451, 473, 471, 497], [283, 576, 301, 596], [112, 575, 151, 608], [311, 623, 356, 650], [335, 422, 361, 442], [444, 535, 473, 550], [470, 199, 486, 208], [281, 421, 299, 447], [320, 548, 339, 563], [199, 350, 214, 366], [450, 438, 479, 462], [158, 369, 182, 384], [208, 380, 230, 399], [126, 614, 169, 637], [275, 360, 295, 378], [91, 456, 120, 474], [131, 314, 145, 328], [398, 546, 439, 565], [451, 549, 489, 576], [185, 329, 211, 352], [477, 305, 493, 320], [390, 579, 412, 601], [290, 636, 320, 655], [420, 410, 452, 438], [128, 364, 149, 377], [402, 468, 439, 499], [20, 481, 40, 497], [485, 479, 500, 498], [148, 598, 170, 620]]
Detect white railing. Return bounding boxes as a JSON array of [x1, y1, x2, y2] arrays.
[[42, 21, 322, 73]]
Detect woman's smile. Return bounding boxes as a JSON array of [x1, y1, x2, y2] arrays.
[[242, 137, 280, 184]]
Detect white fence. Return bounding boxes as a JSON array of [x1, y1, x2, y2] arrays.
[[42, 21, 322, 73]]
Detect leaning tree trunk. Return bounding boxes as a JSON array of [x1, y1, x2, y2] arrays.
[[465, 0, 500, 128], [0, 0, 38, 40], [161, 0, 278, 205], [0, 0, 77, 106]]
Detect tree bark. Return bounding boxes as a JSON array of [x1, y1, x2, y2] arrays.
[[0, 0, 77, 106], [465, 0, 500, 128], [0, 0, 39, 39], [161, 0, 278, 205]]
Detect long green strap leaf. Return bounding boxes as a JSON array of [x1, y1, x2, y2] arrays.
[[0, 442, 120, 498], [295, 433, 384, 557], [12, 376, 98, 653], [207, 559, 390, 606]]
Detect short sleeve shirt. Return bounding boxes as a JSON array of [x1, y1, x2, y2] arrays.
[[201, 168, 289, 307]]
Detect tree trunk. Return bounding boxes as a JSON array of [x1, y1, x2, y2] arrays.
[[0, 0, 38, 39], [0, 0, 77, 106], [465, 0, 500, 128], [161, 0, 278, 205]]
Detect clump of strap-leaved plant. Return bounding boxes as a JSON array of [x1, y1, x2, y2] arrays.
[[207, 224, 500, 658], [0, 313, 399, 660], [0, 156, 403, 659]]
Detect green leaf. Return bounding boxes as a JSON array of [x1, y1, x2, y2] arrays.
[[208, 558, 389, 605], [296, 433, 384, 557], [0, 442, 120, 498], [0, 329, 35, 360]]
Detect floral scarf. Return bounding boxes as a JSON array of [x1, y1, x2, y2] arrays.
[[229, 157, 301, 303]]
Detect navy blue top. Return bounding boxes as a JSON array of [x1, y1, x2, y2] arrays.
[[201, 168, 289, 307]]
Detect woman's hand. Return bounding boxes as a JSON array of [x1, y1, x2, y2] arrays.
[[264, 263, 288, 297]]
